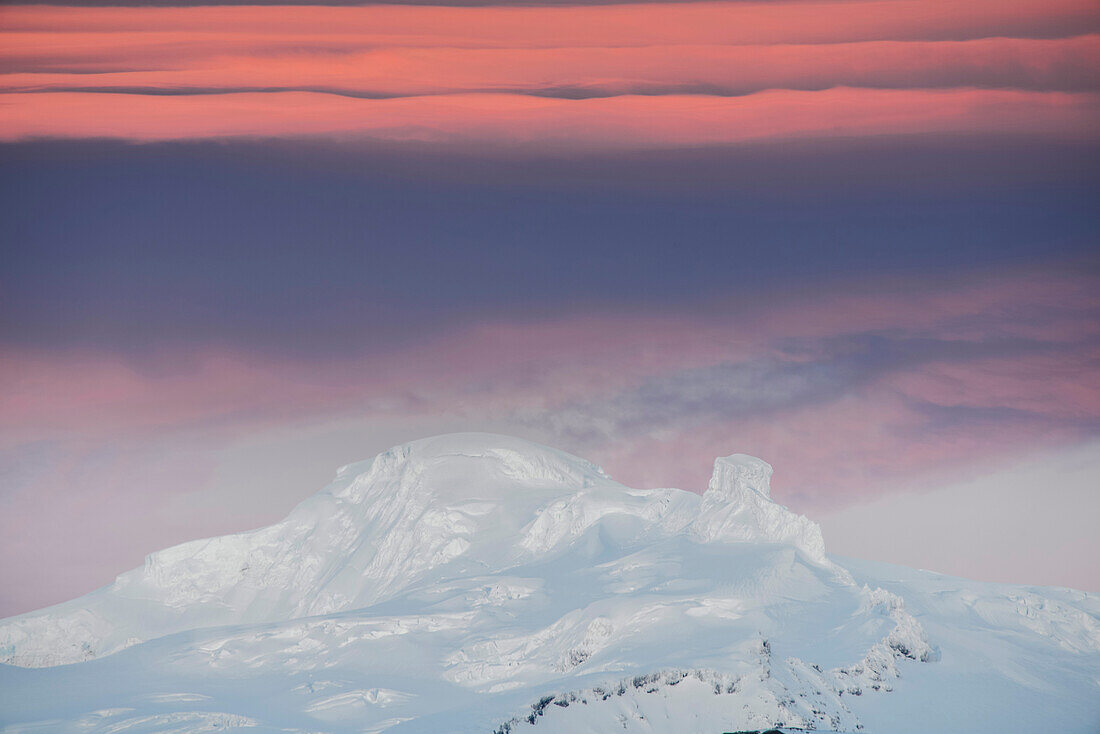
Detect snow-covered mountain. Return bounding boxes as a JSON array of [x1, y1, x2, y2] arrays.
[[1, 433, 1097, 733]]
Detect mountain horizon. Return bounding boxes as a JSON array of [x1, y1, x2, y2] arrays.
[[2, 433, 1097, 732]]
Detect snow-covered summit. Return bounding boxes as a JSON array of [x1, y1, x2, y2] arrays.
[[0, 433, 828, 668], [328, 433, 615, 506], [2, 434, 1097, 734]]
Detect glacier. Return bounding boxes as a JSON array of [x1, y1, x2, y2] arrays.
[[0, 433, 1097, 733]]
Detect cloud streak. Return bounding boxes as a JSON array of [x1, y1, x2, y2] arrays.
[[3, 88, 1096, 145], [6, 38, 1099, 96], [527, 332, 1099, 443], [5, 1, 1095, 44], [1, 0, 1097, 144]]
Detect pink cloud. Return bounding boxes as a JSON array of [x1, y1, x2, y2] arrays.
[[5, 37, 1096, 96], [590, 380, 1092, 512], [3, 1, 1094, 46], [3, 264, 1096, 446], [887, 351, 1100, 423], [2, 0, 1097, 145], [1, 88, 1095, 145]]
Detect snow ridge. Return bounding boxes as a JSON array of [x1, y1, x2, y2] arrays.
[[492, 656, 864, 734], [493, 595, 939, 734]]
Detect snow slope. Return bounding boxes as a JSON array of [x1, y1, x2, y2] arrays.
[[0, 433, 1097, 733]]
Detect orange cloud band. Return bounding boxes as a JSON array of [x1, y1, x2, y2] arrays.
[[4, 37, 1099, 97], [1, 88, 1096, 145], [3, 0, 1096, 46], [2, 0, 1097, 144]]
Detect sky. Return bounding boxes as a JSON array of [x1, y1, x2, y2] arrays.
[[1, 0, 1098, 617]]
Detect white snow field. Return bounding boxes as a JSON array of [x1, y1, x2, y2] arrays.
[[1, 433, 1097, 733]]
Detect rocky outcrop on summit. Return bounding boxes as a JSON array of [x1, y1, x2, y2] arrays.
[[691, 454, 827, 565]]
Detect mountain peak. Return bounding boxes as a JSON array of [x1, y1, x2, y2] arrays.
[[0, 434, 833, 668], [3, 436, 1098, 733], [331, 433, 614, 504]]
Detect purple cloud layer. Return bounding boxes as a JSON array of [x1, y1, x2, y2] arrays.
[[2, 262, 1097, 615]]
